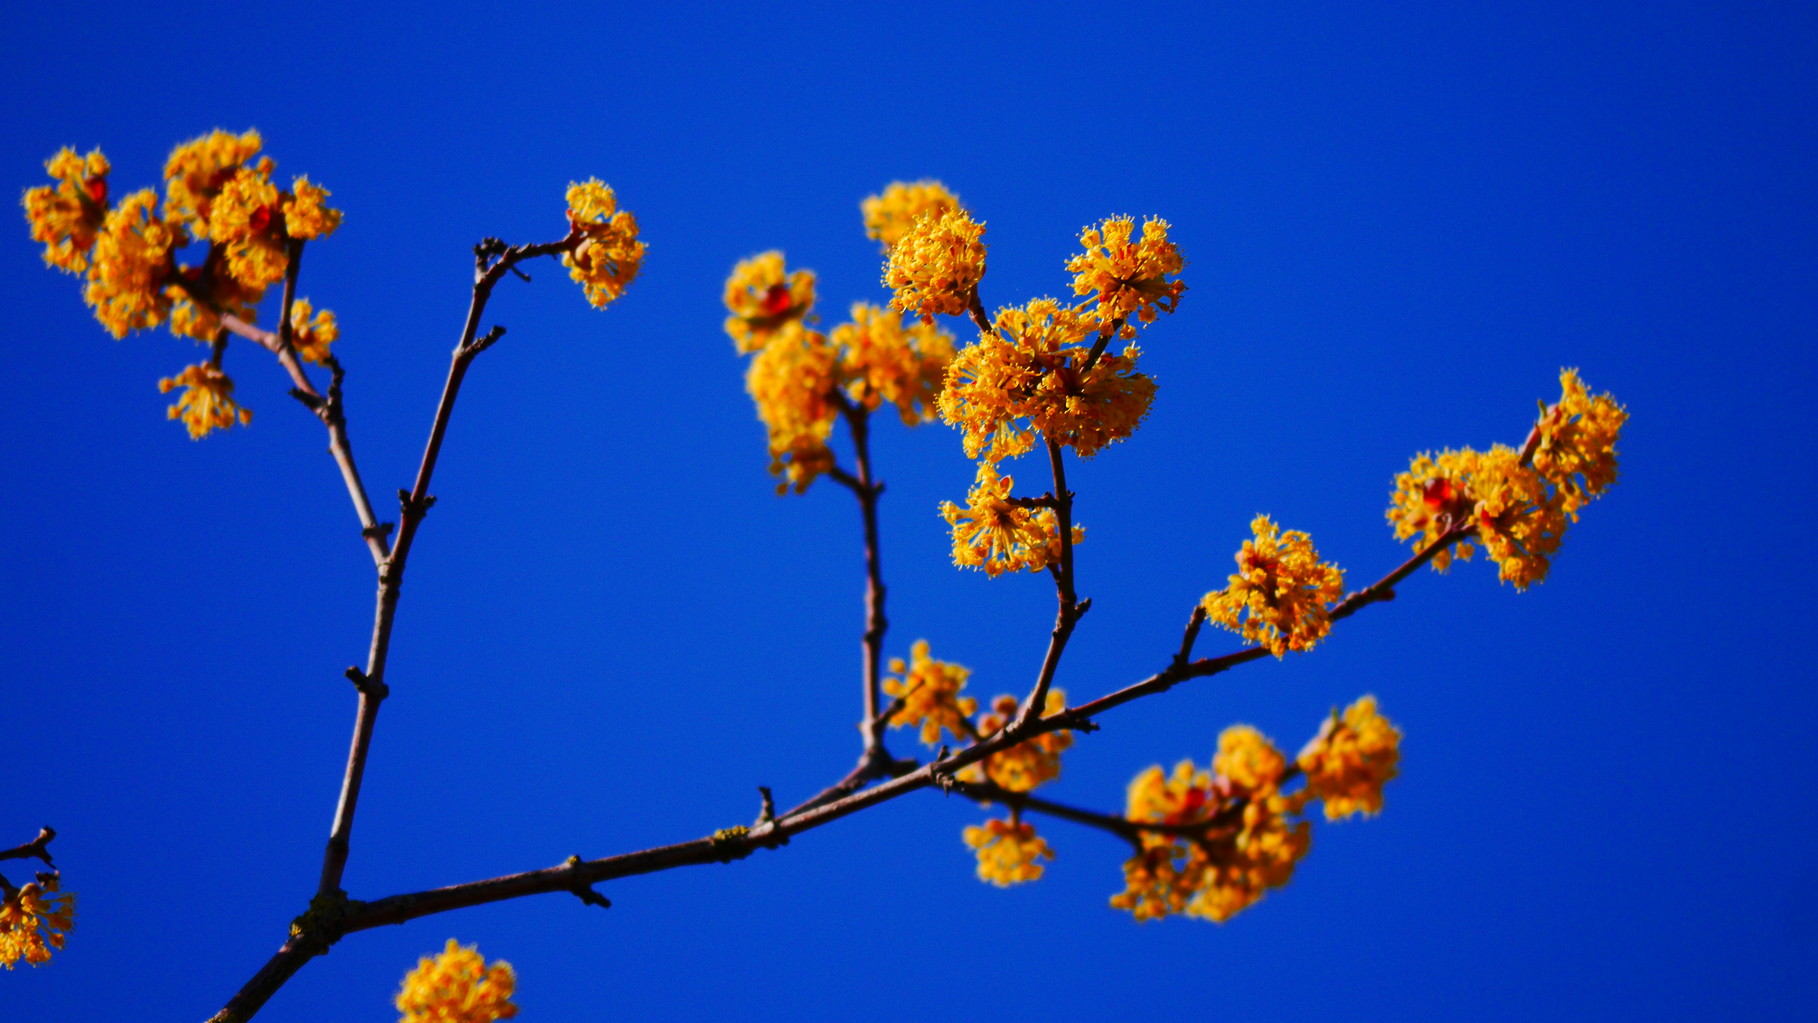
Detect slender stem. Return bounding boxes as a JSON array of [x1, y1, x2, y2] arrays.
[[966, 291, 997, 336], [315, 236, 574, 900], [1017, 437, 1085, 730], [0, 827, 55, 865], [215, 269, 390, 568], [951, 778, 1266, 844], [1076, 315, 1125, 375], [841, 403, 891, 757]]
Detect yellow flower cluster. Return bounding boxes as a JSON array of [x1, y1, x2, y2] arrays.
[[832, 303, 954, 425], [396, 939, 518, 1023], [563, 178, 644, 310], [1111, 702, 1401, 921], [163, 129, 266, 234], [84, 189, 178, 339], [883, 206, 987, 322], [962, 817, 1054, 886], [1201, 516, 1345, 657], [723, 250, 816, 353], [1066, 216, 1186, 331], [940, 461, 1084, 577], [883, 639, 977, 745], [862, 180, 961, 249], [24, 132, 347, 355], [207, 163, 289, 290], [22, 147, 109, 273], [1388, 370, 1625, 589], [284, 176, 342, 240], [938, 298, 1156, 463], [960, 691, 1074, 793], [160, 363, 252, 439], [0, 877, 75, 968], [1111, 726, 1310, 923], [289, 299, 339, 366], [744, 322, 841, 493], [1532, 368, 1628, 518], [727, 255, 955, 493], [1299, 696, 1401, 820]]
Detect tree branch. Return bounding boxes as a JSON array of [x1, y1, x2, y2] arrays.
[[1016, 437, 1086, 730], [314, 233, 577, 901]]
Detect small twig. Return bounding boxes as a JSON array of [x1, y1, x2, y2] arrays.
[[1173, 605, 1208, 669], [313, 231, 576, 903], [0, 827, 56, 867], [1015, 437, 1084, 731]]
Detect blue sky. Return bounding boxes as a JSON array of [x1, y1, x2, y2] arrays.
[[4, 2, 1815, 1020]]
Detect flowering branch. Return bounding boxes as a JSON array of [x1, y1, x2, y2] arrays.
[[210, 521, 1471, 1021]]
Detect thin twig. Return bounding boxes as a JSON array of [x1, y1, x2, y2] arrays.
[[1016, 437, 1086, 730], [314, 234, 577, 901]]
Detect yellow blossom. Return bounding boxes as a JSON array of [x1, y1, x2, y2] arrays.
[[1110, 841, 1201, 922], [745, 321, 840, 493], [862, 180, 962, 249], [1213, 725, 1287, 794], [1186, 793, 1310, 922], [564, 179, 644, 309], [1385, 448, 1482, 571], [1111, 761, 1310, 924], [83, 189, 177, 338], [938, 298, 1155, 462], [163, 129, 266, 236], [159, 363, 252, 439], [883, 206, 986, 322], [290, 299, 339, 365], [396, 939, 518, 1023], [830, 302, 954, 425], [962, 817, 1054, 886], [0, 877, 75, 968], [1299, 696, 1401, 820], [1066, 216, 1186, 329], [962, 691, 1072, 792], [940, 460, 1083, 577], [1469, 445, 1565, 590], [23, 147, 110, 273], [1532, 368, 1627, 518], [884, 639, 977, 745], [283, 175, 342, 240], [1388, 372, 1625, 588], [1126, 760, 1216, 826], [723, 250, 814, 352], [1201, 516, 1344, 657], [208, 167, 288, 290], [1388, 446, 1564, 589]]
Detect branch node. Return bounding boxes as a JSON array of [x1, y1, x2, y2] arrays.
[[930, 746, 956, 794], [562, 855, 611, 909], [467, 324, 507, 355], [288, 387, 326, 412], [342, 666, 389, 700], [362, 522, 395, 542], [0, 826, 57, 868], [756, 786, 776, 826], [288, 889, 362, 955], [710, 826, 753, 863]]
